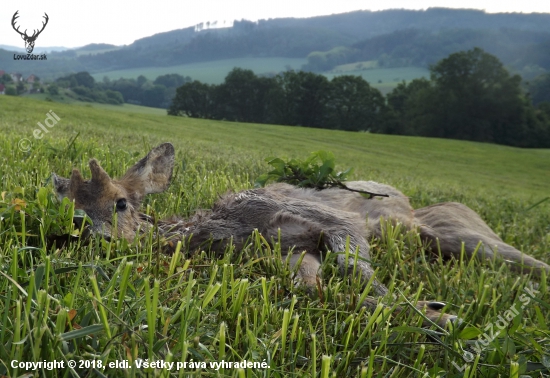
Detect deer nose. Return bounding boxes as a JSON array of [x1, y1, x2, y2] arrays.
[[72, 213, 92, 238], [426, 301, 446, 311], [73, 215, 85, 229]]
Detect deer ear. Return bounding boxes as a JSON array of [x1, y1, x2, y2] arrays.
[[52, 173, 71, 201], [121, 143, 175, 198]]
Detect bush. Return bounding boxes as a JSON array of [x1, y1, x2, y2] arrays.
[[5, 86, 17, 96], [48, 84, 59, 95]]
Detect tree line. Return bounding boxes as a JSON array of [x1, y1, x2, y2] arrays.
[[169, 48, 550, 148], [53, 72, 191, 107]]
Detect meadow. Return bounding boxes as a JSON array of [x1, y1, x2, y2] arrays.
[[0, 95, 549, 377], [22, 92, 167, 116], [90, 57, 428, 94], [91, 58, 308, 84]]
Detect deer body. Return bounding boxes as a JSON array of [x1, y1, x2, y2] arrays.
[[53, 143, 549, 326]]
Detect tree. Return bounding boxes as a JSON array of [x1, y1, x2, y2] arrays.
[[428, 48, 524, 144], [528, 73, 550, 105], [48, 84, 59, 95], [385, 78, 435, 135], [216, 68, 260, 122], [110, 79, 140, 102], [327, 75, 386, 131], [154, 74, 190, 88], [141, 85, 168, 108], [0, 74, 13, 85], [269, 71, 330, 127], [105, 90, 124, 105], [137, 75, 148, 87], [168, 81, 215, 118], [213, 68, 278, 123], [73, 72, 95, 88]]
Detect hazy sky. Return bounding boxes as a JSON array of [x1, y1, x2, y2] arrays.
[[2, 0, 550, 48]]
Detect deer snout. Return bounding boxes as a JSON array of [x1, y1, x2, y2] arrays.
[[416, 300, 459, 327], [72, 214, 92, 239], [426, 301, 446, 311]]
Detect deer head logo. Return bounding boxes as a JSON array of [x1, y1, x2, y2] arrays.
[[11, 11, 49, 54]]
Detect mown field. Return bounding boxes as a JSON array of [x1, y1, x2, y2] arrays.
[[92, 58, 308, 84], [0, 95, 549, 377]]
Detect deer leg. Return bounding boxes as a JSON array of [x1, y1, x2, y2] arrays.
[[265, 211, 456, 326], [287, 253, 322, 287], [264, 210, 389, 296], [415, 202, 550, 276]]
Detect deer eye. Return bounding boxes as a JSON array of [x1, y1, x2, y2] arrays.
[[115, 199, 127, 211]]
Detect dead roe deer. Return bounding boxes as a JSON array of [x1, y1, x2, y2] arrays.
[[52, 143, 550, 326]]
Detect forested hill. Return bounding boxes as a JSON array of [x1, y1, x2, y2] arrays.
[[129, 8, 550, 50], [2, 8, 550, 78]]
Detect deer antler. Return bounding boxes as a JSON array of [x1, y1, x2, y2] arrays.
[[30, 13, 49, 39], [11, 11, 49, 40], [11, 11, 26, 37]]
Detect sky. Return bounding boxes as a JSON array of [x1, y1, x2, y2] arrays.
[[1, 0, 550, 49]]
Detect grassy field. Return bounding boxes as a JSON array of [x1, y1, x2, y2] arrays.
[[331, 61, 380, 72], [22, 92, 166, 115], [1, 95, 549, 377], [92, 58, 308, 84]]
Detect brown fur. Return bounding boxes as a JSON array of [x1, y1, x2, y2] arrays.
[[53, 143, 548, 327]]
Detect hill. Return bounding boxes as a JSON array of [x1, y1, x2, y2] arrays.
[[1, 95, 549, 376], [2, 8, 550, 81], [0, 44, 70, 53]]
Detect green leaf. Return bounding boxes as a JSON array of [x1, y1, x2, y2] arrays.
[[254, 173, 270, 188], [254, 150, 352, 189], [59, 324, 105, 341], [266, 158, 286, 174], [37, 187, 49, 207], [501, 336, 516, 358], [459, 327, 482, 339]]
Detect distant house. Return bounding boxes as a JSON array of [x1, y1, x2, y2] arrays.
[[26, 74, 38, 92], [0, 84, 5, 95], [11, 73, 22, 82], [0, 70, 5, 77]]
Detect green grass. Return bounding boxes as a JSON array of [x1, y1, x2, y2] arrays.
[[1, 95, 549, 377], [92, 58, 308, 84], [22, 92, 166, 115]]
